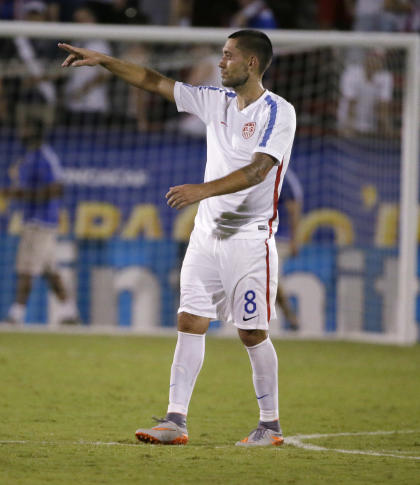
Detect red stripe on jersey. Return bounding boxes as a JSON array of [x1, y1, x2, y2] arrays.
[[265, 160, 284, 322], [265, 239, 271, 322], [268, 161, 283, 237]]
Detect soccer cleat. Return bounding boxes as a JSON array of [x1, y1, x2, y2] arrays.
[[135, 417, 188, 445], [235, 426, 284, 447]]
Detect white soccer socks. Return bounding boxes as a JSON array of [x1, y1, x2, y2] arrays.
[[7, 302, 25, 323], [246, 337, 279, 424], [166, 332, 279, 432], [167, 331, 206, 416], [59, 298, 79, 322]]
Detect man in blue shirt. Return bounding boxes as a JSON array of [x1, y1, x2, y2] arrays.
[[230, 0, 278, 29], [1, 115, 78, 325]]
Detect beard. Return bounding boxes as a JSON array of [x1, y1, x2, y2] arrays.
[[221, 72, 249, 89]]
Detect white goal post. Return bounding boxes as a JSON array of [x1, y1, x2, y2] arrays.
[[0, 21, 418, 344]]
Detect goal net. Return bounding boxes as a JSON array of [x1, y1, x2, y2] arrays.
[[0, 22, 418, 343]]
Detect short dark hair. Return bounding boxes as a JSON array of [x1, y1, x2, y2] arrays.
[[228, 30, 273, 74]]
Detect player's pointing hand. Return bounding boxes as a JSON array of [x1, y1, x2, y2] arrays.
[[58, 43, 104, 68]]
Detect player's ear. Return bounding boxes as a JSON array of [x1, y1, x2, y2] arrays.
[[249, 55, 258, 71]]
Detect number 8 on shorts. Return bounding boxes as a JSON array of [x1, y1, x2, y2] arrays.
[[244, 290, 257, 314]]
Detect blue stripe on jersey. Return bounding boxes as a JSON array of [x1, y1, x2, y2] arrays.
[[259, 95, 277, 147], [182, 83, 236, 97]]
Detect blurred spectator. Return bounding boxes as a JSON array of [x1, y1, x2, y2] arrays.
[[230, 0, 277, 28], [45, 0, 114, 22], [381, 0, 413, 31], [408, 0, 420, 29], [112, 0, 149, 24], [169, 0, 193, 25], [349, 0, 413, 32], [316, 0, 353, 30], [0, 1, 57, 126], [44, 1, 86, 22], [62, 3, 112, 126], [142, 0, 172, 24], [0, 112, 79, 326], [337, 49, 396, 137], [0, 0, 88, 21], [405, 0, 420, 30], [276, 167, 303, 331]]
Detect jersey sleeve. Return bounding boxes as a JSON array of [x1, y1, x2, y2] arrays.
[[174, 82, 222, 124], [254, 99, 296, 164]]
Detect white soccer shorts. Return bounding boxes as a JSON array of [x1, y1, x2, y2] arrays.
[[16, 223, 58, 276], [179, 228, 278, 330]]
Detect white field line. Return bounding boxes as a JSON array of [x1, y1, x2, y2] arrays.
[[283, 430, 420, 460], [286, 430, 419, 439], [1, 430, 420, 460]]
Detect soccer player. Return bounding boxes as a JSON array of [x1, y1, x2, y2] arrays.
[[59, 29, 296, 447], [1, 113, 79, 326]]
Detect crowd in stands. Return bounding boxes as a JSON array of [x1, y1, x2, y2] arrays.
[[0, 0, 418, 134], [0, 1, 419, 32]]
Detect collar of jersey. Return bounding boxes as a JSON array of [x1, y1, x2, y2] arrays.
[[235, 89, 267, 114]]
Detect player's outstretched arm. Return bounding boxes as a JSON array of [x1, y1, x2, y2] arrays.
[[166, 152, 276, 209], [58, 43, 175, 102]]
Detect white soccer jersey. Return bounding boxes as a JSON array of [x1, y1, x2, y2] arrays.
[[174, 82, 296, 239]]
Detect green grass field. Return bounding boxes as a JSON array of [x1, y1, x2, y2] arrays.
[[0, 331, 419, 484]]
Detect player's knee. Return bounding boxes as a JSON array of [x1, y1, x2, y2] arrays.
[[177, 312, 209, 334], [238, 328, 267, 347]]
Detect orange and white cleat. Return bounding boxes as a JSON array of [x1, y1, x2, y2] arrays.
[[235, 426, 284, 447], [135, 418, 188, 445]]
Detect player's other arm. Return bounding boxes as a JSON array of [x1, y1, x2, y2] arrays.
[[166, 152, 276, 210], [58, 43, 175, 102]]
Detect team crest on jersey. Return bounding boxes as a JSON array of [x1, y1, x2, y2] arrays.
[[242, 122, 256, 139]]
